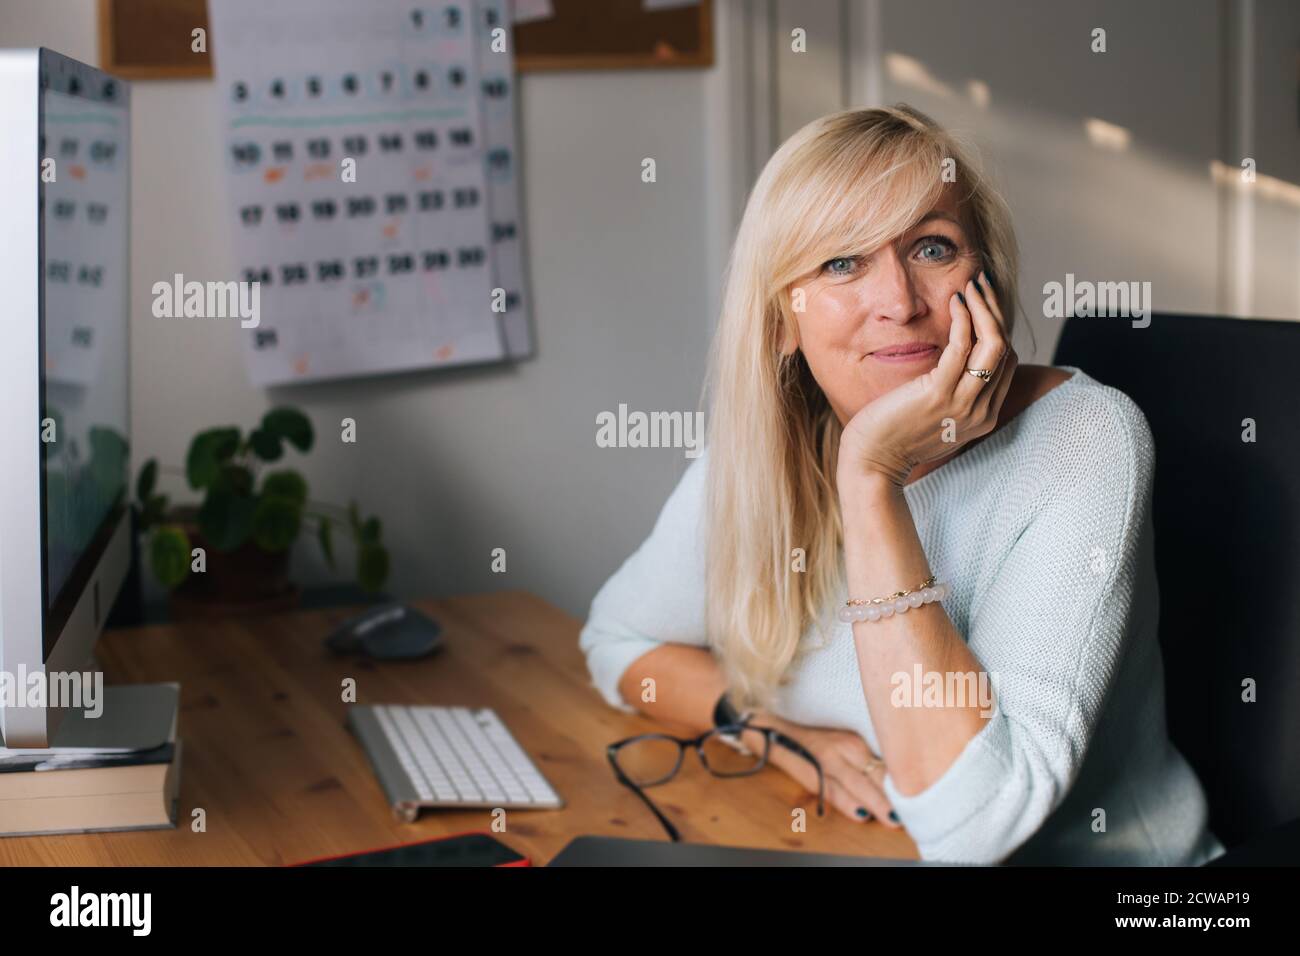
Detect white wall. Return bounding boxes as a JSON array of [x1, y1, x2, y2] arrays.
[[1237, 0, 1300, 318], [1, 0, 745, 617], [876, 0, 1224, 359], [772, 0, 1300, 363]]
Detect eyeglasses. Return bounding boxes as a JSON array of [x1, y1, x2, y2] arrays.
[[606, 716, 826, 842]]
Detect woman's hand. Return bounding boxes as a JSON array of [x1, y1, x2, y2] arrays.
[[837, 272, 1018, 488], [741, 710, 902, 827]]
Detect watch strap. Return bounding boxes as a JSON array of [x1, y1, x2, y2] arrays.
[[713, 691, 742, 729]]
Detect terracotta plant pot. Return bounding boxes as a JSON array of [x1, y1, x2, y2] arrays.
[[165, 508, 301, 620]]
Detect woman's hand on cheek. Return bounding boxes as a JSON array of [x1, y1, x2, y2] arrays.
[[836, 272, 1016, 490]]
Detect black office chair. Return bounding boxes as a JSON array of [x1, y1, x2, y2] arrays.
[[1053, 311, 1300, 861]]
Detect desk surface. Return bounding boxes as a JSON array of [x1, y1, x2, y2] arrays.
[[0, 591, 917, 865]]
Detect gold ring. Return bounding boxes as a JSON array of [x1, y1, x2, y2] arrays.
[[965, 368, 993, 382], [861, 757, 885, 776]]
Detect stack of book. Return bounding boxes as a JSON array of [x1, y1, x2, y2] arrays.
[[0, 707, 181, 838]]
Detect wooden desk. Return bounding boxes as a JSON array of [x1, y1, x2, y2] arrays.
[[0, 591, 918, 865]]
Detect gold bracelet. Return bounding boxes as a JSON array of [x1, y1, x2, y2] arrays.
[[839, 575, 948, 623]]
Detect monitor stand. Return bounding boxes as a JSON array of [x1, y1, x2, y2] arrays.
[[0, 683, 178, 755]]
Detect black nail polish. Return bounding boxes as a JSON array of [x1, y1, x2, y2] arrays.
[[973, 273, 982, 290], [957, 291, 966, 306], [856, 807, 872, 820], [889, 810, 900, 823]]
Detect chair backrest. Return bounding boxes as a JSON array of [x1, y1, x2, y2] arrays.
[[1053, 311, 1300, 846]]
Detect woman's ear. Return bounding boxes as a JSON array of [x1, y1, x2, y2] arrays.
[[778, 318, 798, 356]]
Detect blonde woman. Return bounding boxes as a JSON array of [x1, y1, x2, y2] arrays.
[[579, 105, 1223, 865]]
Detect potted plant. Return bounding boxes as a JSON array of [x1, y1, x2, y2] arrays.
[[134, 407, 389, 618]]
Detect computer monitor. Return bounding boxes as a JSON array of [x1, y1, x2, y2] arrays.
[[0, 49, 131, 748]]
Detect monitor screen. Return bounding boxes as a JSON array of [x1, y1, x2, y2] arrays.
[[39, 58, 130, 620]]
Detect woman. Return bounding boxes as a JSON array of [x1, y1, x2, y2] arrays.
[[579, 105, 1223, 865]]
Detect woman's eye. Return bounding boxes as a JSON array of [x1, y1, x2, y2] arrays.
[[914, 237, 957, 262], [822, 256, 859, 276]]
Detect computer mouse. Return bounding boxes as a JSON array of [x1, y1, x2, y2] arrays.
[[325, 604, 443, 660]]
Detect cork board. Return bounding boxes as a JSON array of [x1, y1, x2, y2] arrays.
[[98, 0, 212, 80], [513, 0, 713, 72], [98, 0, 712, 80]]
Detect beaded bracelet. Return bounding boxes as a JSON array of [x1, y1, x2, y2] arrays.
[[837, 574, 949, 624]]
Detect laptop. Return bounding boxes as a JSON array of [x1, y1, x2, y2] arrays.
[[548, 835, 947, 866]]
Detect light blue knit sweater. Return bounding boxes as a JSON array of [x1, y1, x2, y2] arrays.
[[579, 365, 1225, 865]]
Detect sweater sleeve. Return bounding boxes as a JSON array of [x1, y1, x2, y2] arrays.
[[578, 453, 711, 713], [880, 391, 1156, 864]]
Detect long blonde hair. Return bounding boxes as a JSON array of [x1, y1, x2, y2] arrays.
[[703, 105, 1020, 712]]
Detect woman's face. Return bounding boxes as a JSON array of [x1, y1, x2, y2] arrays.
[[787, 186, 983, 425]]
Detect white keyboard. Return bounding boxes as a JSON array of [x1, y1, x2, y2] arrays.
[[348, 704, 563, 822]]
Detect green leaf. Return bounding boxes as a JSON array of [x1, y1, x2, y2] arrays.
[[251, 494, 301, 552], [136, 459, 158, 503], [140, 493, 169, 529], [248, 428, 283, 462], [357, 543, 390, 592], [317, 518, 336, 569], [197, 487, 256, 551], [261, 469, 308, 506], [186, 427, 241, 490], [359, 516, 382, 545], [262, 407, 313, 453], [149, 526, 191, 589], [220, 464, 255, 497]]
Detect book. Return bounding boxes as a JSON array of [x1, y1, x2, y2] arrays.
[[0, 683, 182, 837], [0, 741, 181, 837]]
